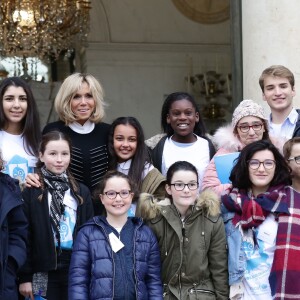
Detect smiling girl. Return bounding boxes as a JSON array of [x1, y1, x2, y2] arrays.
[[68, 171, 163, 300], [139, 161, 229, 299], [19, 131, 93, 300], [109, 117, 166, 215], [222, 140, 291, 299], [147, 92, 215, 188], [0, 77, 41, 184], [202, 99, 274, 195]]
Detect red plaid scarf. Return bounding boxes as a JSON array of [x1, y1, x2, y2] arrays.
[[269, 186, 300, 299], [222, 185, 290, 230]]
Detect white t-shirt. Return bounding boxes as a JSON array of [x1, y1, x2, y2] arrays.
[[117, 159, 154, 216], [241, 214, 277, 300], [48, 189, 78, 250], [161, 135, 210, 187], [0, 130, 37, 183]]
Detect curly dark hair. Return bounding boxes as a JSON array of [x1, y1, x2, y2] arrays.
[[161, 92, 206, 137], [229, 140, 291, 189]]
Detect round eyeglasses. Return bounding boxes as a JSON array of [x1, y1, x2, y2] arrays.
[[237, 123, 263, 133], [248, 159, 276, 170], [170, 182, 199, 191], [288, 156, 300, 164], [103, 190, 131, 199]]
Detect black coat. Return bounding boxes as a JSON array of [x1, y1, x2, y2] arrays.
[[0, 173, 27, 300], [292, 109, 300, 137], [18, 182, 93, 283]]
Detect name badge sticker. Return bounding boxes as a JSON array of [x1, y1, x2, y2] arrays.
[[108, 232, 124, 253]]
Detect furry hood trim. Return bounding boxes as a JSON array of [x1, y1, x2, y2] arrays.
[[211, 123, 284, 154], [137, 189, 220, 221], [145, 133, 166, 149], [212, 124, 243, 152]]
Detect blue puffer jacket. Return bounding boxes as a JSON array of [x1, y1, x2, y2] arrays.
[[68, 216, 163, 300]]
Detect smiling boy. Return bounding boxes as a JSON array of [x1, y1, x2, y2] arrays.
[[259, 65, 300, 141]]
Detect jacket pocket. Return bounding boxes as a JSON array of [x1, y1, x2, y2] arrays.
[[188, 287, 216, 300]]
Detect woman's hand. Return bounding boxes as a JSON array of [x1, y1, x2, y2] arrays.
[[25, 173, 41, 188], [19, 282, 34, 300]]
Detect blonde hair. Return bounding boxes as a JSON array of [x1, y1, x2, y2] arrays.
[[54, 73, 107, 124]]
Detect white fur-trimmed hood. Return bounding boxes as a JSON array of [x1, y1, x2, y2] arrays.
[[212, 124, 243, 152], [211, 123, 284, 154]]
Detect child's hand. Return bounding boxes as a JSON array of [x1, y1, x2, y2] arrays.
[[25, 173, 41, 188], [19, 282, 34, 300]]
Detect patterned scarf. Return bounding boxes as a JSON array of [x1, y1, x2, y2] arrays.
[[222, 185, 290, 230], [41, 166, 69, 249]]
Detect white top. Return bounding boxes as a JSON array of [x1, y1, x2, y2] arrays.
[[117, 159, 154, 216], [117, 159, 154, 180], [161, 135, 210, 187], [68, 120, 95, 134], [269, 108, 298, 142], [0, 130, 37, 183], [241, 214, 277, 300], [48, 189, 78, 250]]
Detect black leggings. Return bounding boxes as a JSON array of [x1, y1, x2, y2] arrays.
[[46, 250, 71, 300]]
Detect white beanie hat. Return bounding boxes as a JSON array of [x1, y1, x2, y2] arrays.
[[232, 99, 267, 129]]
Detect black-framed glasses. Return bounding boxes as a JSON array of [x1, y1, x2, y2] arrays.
[[103, 190, 132, 199], [170, 182, 199, 191], [288, 155, 300, 164], [248, 159, 276, 170], [237, 123, 263, 133]]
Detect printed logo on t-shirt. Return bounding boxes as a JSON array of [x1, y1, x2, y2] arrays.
[[4, 154, 33, 182]]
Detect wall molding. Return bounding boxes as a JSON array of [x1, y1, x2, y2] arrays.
[[88, 42, 231, 54]]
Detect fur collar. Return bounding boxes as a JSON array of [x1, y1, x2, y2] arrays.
[[137, 189, 220, 220], [145, 133, 166, 149], [212, 123, 284, 154], [212, 124, 243, 152]]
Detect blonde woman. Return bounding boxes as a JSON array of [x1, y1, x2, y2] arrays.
[[26, 73, 110, 214]]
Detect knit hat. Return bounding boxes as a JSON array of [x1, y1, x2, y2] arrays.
[[232, 99, 267, 129]]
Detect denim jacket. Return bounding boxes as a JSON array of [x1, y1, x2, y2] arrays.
[[221, 203, 246, 286]]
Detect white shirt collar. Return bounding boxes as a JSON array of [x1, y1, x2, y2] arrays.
[[118, 159, 132, 171], [269, 107, 298, 125], [68, 120, 95, 134]]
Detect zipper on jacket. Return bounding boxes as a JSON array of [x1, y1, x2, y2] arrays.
[[188, 287, 216, 296], [133, 222, 142, 299], [94, 217, 143, 299]]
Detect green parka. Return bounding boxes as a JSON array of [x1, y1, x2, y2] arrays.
[[138, 190, 229, 300]]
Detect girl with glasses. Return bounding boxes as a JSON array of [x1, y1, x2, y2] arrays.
[[138, 161, 229, 299], [108, 116, 166, 216], [221, 140, 292, 299], [68, 170, 163, 300], [18, 131, 93, 300], [202, 99, 280, 196]]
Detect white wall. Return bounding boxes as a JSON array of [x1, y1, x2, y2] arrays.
[[86, 0, 231, 138], [242, 0, 300, 114]]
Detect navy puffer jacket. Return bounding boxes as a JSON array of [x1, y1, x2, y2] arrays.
[[68, 216, 163, 300]]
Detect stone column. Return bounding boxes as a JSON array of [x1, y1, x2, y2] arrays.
[[242, 0, 300, 112]]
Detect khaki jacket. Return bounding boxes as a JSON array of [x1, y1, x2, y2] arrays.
[[139, 191, 229, 300]]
